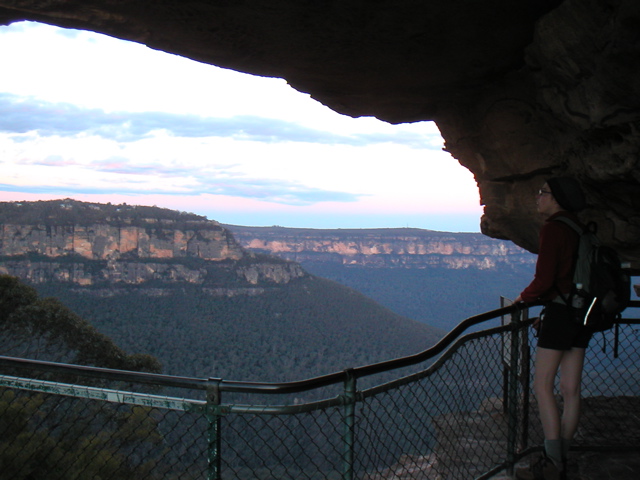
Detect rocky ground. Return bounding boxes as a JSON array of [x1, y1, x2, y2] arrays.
[[497, 450, 640, 480], [372, 395, 640, 479], [493, 395, 640, 479]]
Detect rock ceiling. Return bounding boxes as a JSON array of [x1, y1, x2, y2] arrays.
[[1, 0, 639, 263]]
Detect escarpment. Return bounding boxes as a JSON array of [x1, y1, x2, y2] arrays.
[[226, 225, 536, 270], [0, 200, 305, 288]]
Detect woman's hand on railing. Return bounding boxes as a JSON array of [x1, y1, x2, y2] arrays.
[[531, 316, 541, 334]]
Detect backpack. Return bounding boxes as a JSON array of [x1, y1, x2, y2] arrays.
[[554, 216, 631, 333]]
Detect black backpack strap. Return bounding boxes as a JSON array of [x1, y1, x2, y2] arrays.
[[552, 215, 583, 235], [551, 216, 583, 307]]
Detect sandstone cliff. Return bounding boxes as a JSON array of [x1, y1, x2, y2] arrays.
[[225, 225, 536, 270], [0, 200, 305, 287], [1, 222, 243, 262]]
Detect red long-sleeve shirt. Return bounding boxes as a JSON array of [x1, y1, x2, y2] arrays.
[[519, 212, 581, 304]]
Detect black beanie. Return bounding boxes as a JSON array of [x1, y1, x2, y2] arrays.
[[546, 177, 586, 212]]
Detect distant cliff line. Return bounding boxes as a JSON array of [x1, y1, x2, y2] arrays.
[[0, 199, 535, 291], [224, 225, 536, 270]]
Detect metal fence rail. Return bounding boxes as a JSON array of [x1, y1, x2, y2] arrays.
[[1, 300, 639, 480]]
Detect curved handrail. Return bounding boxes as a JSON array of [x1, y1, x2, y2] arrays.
[[0, 302, 533, 395], [2, 299, 638, 396], [353, 302, 530, 377], [0, 354, 210, 390], [219, 302, 531, 394]]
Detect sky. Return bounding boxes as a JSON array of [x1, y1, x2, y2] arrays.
[[0, 21, 483, 232]]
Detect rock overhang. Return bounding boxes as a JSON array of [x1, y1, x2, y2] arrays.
[[1, 0, 638, 263]]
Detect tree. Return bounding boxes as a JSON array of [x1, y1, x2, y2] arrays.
[[0, 274, 160, 373], [0, 275, 167, 479], [0, 274, 38, 320]]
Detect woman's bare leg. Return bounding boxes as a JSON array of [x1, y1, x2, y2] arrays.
[[534, 347, 564, 440], [558, 347, 586, 440]]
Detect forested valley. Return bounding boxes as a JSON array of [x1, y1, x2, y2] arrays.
[[33, 276, 442, 382]]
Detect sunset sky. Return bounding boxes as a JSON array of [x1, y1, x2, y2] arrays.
[[0, 21, 483, 232]]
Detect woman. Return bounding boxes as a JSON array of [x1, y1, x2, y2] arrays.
[[514, 177, 591, 480]]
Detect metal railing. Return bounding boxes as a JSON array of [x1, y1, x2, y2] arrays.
[[1, 299, 639, 480]]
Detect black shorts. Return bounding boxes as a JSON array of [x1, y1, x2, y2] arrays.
[[537, 302, 593, 350]]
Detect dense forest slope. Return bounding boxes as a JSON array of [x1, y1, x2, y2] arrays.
[[35, 278, 440, 381], [0, 200, 442, 381]]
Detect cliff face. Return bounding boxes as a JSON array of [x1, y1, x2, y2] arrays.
[[1, 222, 243, 262], [225, 226, 536, 270], [0, 201, 305, 287]]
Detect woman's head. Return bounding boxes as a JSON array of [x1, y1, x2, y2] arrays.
[[544, 177, 586, 212], [536, 183, 560, 217]]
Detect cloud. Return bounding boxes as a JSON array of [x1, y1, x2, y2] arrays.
[[0, 150, 361, 206], [0, 93, 120, 137], [89, 157, 196, 177], [0, 22, 30, 34], [195, 176, 361, 205], [0, 179, 359, 206], [0, 93, 442, 149], [23, 155, 78, 167]]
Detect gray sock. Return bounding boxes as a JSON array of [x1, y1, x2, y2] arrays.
[[544, 439, 563, 466]]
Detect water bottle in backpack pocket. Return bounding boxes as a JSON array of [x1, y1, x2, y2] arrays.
[[554, 218, 631, 333]]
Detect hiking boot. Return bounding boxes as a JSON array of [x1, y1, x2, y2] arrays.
[[515, 453, 562, 480]]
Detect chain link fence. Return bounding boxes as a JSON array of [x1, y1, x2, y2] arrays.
[[1, 301, 639, 480]]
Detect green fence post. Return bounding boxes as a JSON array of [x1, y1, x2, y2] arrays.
[[506, 307, 522, 476], [520, 307, 531, 453], [206, 378, 222, 480], [342, 369, 356, 480]]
